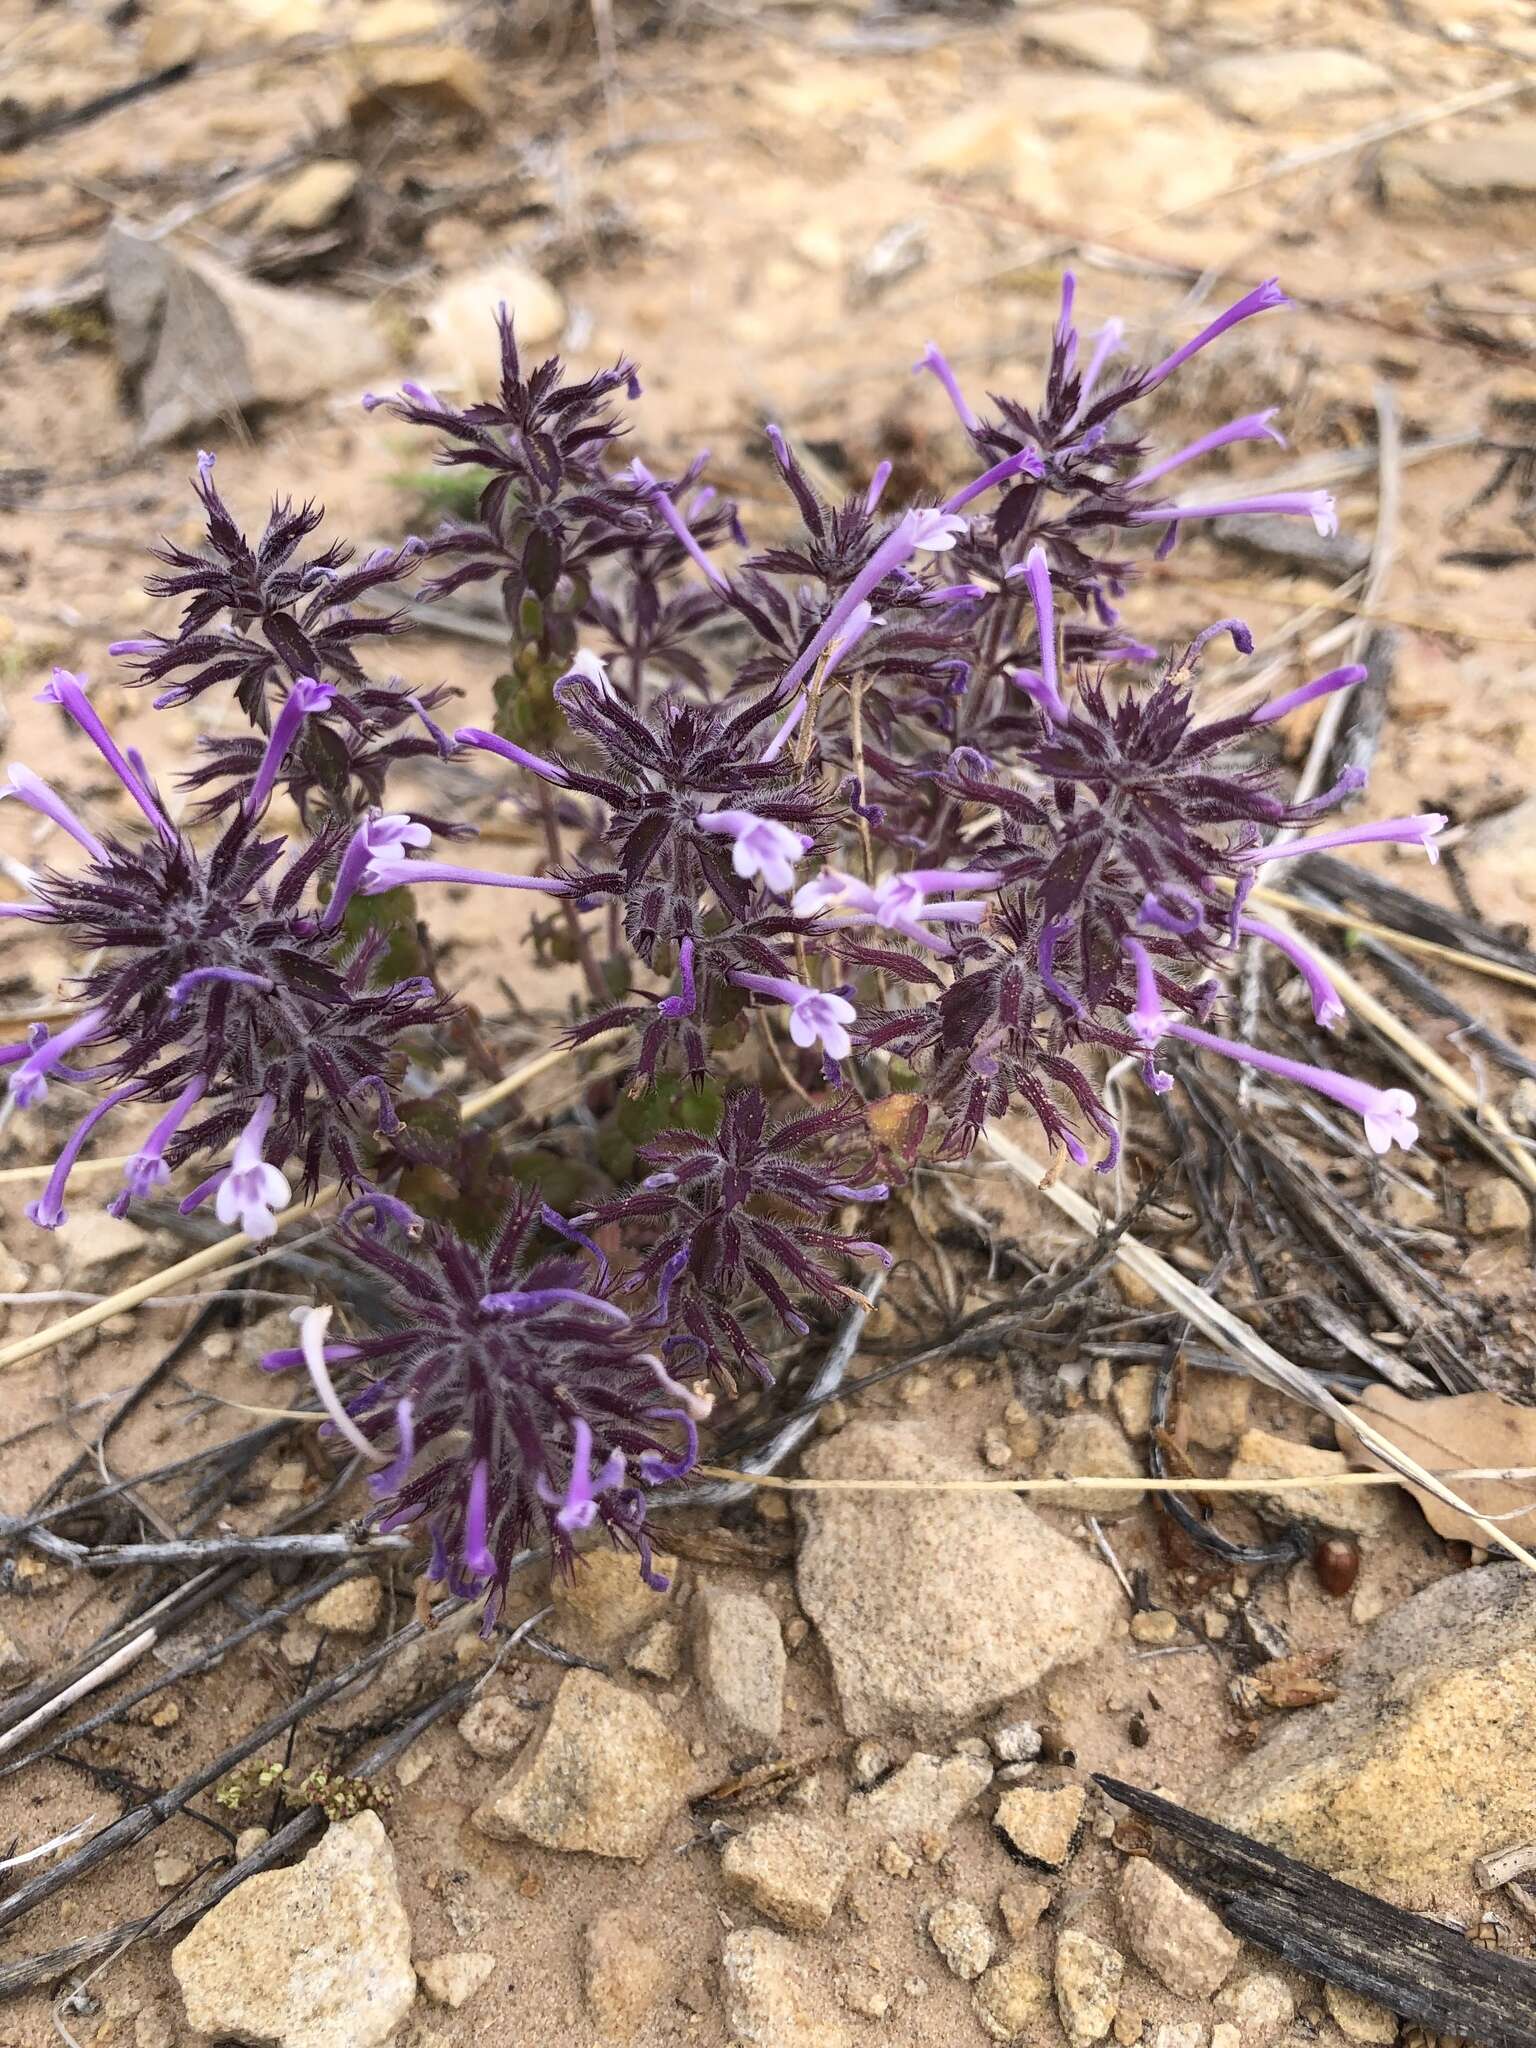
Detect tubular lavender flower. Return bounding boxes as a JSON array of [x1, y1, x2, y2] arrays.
[[244, 676, 337, 817], [1135, 489, 1338, 538], [1165, 1020, 1418, 1155], [1234, 813, 1447, 867], [0, 766, 108, 862], [730, 971, 857, 1060], [694, 810, 813, 893], [39, 671, 174, 844], [1132, 278, 1290, 396], [6, 1008, 108, 1110], [1128, 409, 1286, 489], [1010, 543, 1068, 724], [914, 341, 980, 431], [211, 1095, 291, 1238], [1247, 663, 1366, 726], [1239, 914, 1345, 1029]]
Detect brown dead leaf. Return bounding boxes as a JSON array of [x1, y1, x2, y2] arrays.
[[1336, 1388, 1536, 1547], [1246, 1650, 1340, 1711]]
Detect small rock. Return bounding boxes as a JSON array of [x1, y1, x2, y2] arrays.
[[973, 1948, 1050, 2041], [1466, 1178, 1528, 1237], [1200, 48, 1390, 122], [1114, 2014, 1145, 2047], [419, 1951, 495, 2010], [720, 1928, 852, 2048], [134, 2008, 176, 2048], [549, 1546, 675, 1654], [995, 1781, 1087, 1869], [423, 259, 566, 400], [1324, 1983, 1399, 2043], [999, 1879, 1050, 1938], [235, 1827, 270, 1860], [1118, 1857, 1240, 1998], [1212, 2027, 1240, 2048], [346, 41, 490, 128], [154, 1849, 195, 1888], [584, 1908, 672, 2039], [51, 1207, 147, 1284], [928, 1898, 995, 1980], [1211, 1564, 1536, 1883], [879, 1839, 914, 1878], [849, 1749, 993, 1851], [1215, 1974, 1294, 2045], [1035, 1413, 1145, 1519], [1379, 123, 1536, 215], [103, 223, 390, 446], [1056, 1929, 1124, 2047], [990, 1720, 1043, 1764], [279, 1622, 323, 1668], [0, 1627, 33, 1689], [1130, 1610, 1179, 1647], [396, 1748, 434, 1788], [852, 1739, 895, 1789], [721, 1813, 852, 1931], [307, 1577, 383, 1636], [1152, 2026, 1205, 2048], [456, 1691, 527, 1763], [839, 1973, 890, 2019], [692, 1589, 785, 1747], [171, 1812, 415, 2048], [1003, 1400, 1043, 1461], [1224, 1428, 1394, 1538], [257, 160, 359, 235], [1021, 6, 1154, 75], [626, 1617, 683, 1682], [472, 1670, 691, 1861], [795, 1420, 1119, 1734]]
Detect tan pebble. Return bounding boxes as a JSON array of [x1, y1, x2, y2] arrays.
[[896, 1374, 932, 1404], [983, 1427, 1014, 1469], [1114, 2013, 1145, 2047], [1131, 1610, 1179, 1646], [1202, 1607, 1231, 1642], [994, 1782, 1086, 1869], [234, 1827, 269, 1859], [879, 1839, 914, 1878], [150, 1700, 181, 1729], [784, 1615, 810, 1652], [950, 1365, 979, 1391], [999, 1879, 1050, 1938]]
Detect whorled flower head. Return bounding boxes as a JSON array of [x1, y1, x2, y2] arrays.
[[110, 453, 455, 823], [577, 1087, 890, 1383], [1, 678, 446, 1233], [268, 1195, 701, 1618]]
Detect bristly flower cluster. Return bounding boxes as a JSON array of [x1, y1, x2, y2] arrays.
[[111, 453, 458, 827], [265, 1193, 699, 1620], [3, 272, 1442, 1618]]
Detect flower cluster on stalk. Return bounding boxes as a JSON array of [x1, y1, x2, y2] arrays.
[[1, 274, 1442, 1612]]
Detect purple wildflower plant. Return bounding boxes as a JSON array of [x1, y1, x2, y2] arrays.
[[6, 276, 1448, 1619]]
